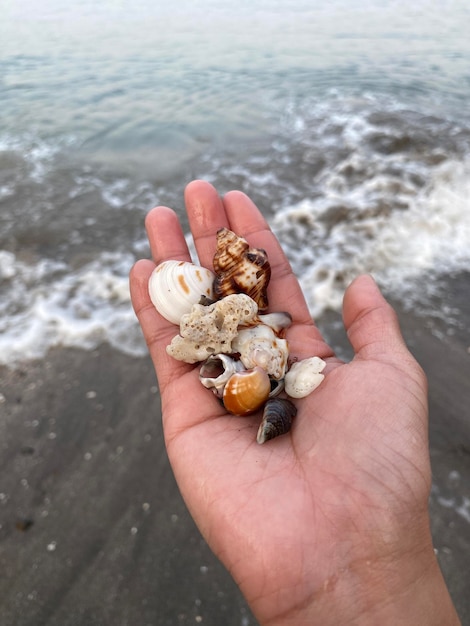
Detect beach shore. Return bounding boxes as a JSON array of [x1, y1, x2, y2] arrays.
[[0, 284, 469, 625]]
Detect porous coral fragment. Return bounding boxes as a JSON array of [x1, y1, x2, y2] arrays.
[[166, 293, 259, 363]]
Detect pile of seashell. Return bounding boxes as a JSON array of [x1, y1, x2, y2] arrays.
[[148, 227, 326, 444]]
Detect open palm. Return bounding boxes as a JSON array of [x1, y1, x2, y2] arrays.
[[130, 181, 454, 626]]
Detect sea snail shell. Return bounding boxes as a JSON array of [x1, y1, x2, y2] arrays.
[[231, 324, 289, 380], [148, 260, 215, 325], [222, 366, 271, 416], [257, 397, 297, 444], [199, 354, 245, 399], [213, 228, 271, 311]]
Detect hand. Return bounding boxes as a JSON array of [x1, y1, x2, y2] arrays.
[[130, 181, 460, 625]]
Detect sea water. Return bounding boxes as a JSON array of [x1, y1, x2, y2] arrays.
[[1, 0, 470, 365]]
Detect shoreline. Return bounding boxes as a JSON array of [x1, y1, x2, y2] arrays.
[[0, 290, 469, 625]]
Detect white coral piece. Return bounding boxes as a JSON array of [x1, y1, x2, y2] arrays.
[[166, 293, 259, 363], [284, 356, 326, 398]]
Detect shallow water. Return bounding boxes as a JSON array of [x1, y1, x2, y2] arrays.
[[1, 0, 470, 365]]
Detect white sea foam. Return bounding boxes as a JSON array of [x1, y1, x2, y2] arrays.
[[0, 132, 76, 183], [1, 154, 469, 367], [1, 90, 470, 367], [272, 157, 470, 320], [0, 251, 146, 366]]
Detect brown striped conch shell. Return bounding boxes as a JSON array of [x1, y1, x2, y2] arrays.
[[212, 228, 271, 311]]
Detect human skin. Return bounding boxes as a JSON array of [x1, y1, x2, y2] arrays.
[[129, 180, 461, 625]]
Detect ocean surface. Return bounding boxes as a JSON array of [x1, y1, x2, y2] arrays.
[[1, 0, 470, 366]]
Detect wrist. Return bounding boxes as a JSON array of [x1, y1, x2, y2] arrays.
[[332, 540, 460, 626], [261, 521, 460, 626]]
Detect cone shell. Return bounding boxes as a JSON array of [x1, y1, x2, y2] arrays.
[[222, 366, 271, 416], [148, 260, 215, 325], [213, 228, 271, 311], [257, 397, 297, 444]]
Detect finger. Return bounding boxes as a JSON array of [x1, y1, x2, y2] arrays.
[[223, 190, 335, 361], [146, 205, 191, 264], [184, 180, 230, 268], [343, 274, 409, 360], [129, 259, 192, 388]]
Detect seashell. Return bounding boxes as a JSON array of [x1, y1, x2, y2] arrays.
[[257, 311, 292, 333], [199, 354, 245, 398], [167, 293, 258, 363], [269, 377, 285, 398], [257, 397, 297, 444], [231, 324, 289, 380], [222, 366, 271, 416], [213, 228, 271, 311], [149, 260, 215, 325], [284, 356, 326, 399]]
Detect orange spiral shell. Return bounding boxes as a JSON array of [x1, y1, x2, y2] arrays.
[[222, 366, 271, 416]]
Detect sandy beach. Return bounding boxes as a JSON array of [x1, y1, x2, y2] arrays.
[[0, 276, 469, 625]]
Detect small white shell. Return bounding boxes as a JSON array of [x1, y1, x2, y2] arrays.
[[257, 311, 292, 333], [231, 324, 289, 380], [148, 260, 215, 325], [284, 356, 326, 399]]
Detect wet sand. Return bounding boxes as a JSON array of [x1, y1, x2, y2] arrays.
[[0, 284, 469, 625]]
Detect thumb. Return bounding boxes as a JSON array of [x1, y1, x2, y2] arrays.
[[342, 274, 409, 361]]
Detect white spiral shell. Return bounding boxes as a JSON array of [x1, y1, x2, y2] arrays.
[[231, 324, 289, 380], [148, 260, 215, 325]]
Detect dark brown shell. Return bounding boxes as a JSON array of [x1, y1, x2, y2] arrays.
[[212, 228, 271, 311], [256, 397, 297, 444]]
